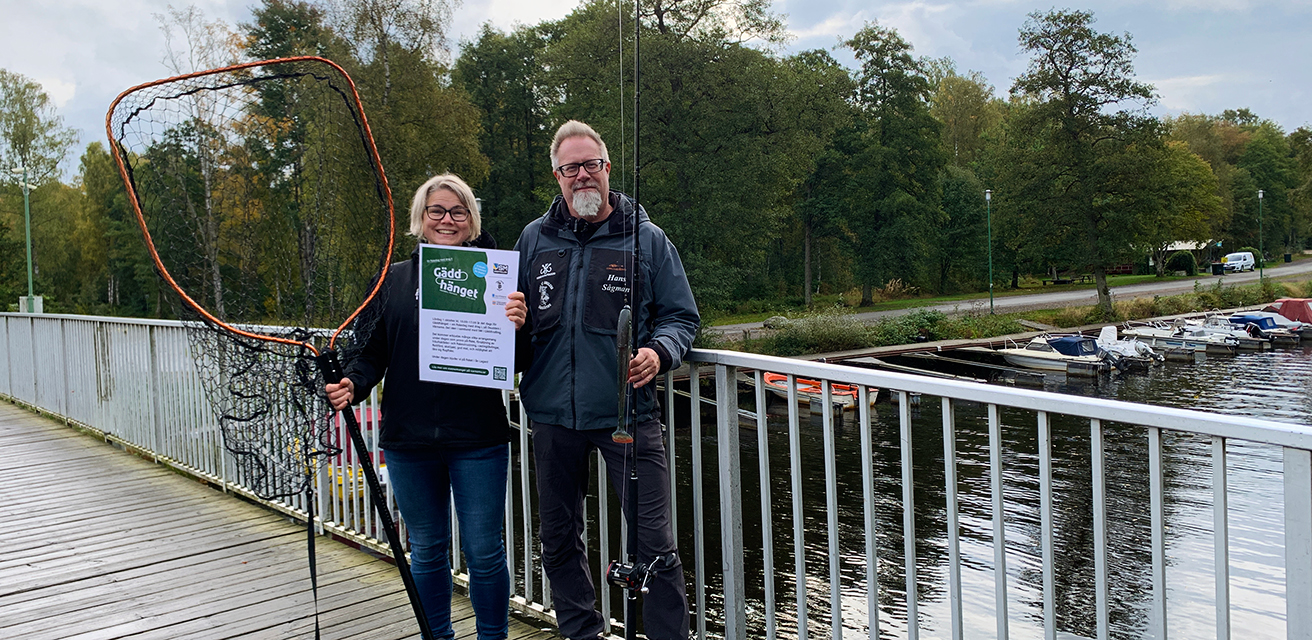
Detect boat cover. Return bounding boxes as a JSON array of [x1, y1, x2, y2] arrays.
[[1227, 315, 1281, 330], [1265, 298, 1312, 323], [1048, 335, 1098, 357]]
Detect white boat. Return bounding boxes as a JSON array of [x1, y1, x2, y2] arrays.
[[1186, 316, 1269, 350], [997, 335, 1109, 376], [1121, 321, 1240, 355], [1095, 326, 1163, 370]]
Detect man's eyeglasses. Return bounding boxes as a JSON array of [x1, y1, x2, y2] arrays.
[[424, 205, 471, 222], [556, 159, 606, 178]]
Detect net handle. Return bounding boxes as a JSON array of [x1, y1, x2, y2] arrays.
[[104, 55, 397, 356]]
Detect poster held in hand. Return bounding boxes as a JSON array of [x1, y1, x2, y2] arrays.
[[417, 243, 519, 390]]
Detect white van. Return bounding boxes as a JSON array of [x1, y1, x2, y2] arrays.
[[1222, 251, 1255, 272]]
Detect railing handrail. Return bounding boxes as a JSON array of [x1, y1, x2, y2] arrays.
[[689, 347, 1312, 448]]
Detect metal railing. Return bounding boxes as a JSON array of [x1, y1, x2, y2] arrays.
[[3, 311, 1311, 639]]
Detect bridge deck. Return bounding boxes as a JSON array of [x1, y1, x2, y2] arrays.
[[0, 402, 556, 640]]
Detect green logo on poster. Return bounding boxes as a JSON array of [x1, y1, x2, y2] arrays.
[[420, 246, 487, 314]]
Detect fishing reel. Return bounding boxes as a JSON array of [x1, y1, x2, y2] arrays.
[[606, 554, 671, 593]]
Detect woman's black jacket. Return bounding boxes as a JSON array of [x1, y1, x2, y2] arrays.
[[344, 232, 511, 451]]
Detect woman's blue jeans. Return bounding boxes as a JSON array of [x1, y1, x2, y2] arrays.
[[385, 444, 510, 640]]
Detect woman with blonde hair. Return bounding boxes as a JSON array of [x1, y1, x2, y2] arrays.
[[326, 173, 525, 640]]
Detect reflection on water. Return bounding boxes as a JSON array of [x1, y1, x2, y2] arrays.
[[665, 345, 1312, 639]]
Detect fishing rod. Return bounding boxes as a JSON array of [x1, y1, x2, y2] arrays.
[[604, 2, 667, 638]]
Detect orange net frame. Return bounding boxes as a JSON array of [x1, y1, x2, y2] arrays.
[[106, 57, 395, 499]]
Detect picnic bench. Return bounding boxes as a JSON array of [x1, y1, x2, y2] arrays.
[[1042, 274, 1094, 285]]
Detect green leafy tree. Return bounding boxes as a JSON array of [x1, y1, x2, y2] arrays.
[[1000, 9, 1158, 318], [788, 50, 856, 307], [244, 0, 336, 59], [0, 70, 77, 309], [927, 67, 1002, 168], [934, 165, 987, 293], [841, 22, 945, 304], [0, 215, 20, 307], [644, 0, 786, 45], [1236, 121, 1297, 256], [326, 0, 454, 106], [79, 142, 161, 315], [1290, 126, 1312, 250], [1165, 113, 1246, 252], [0, 70, 78, 183], [1140, 141, 1223, 276], [453, 24, 555, 244]]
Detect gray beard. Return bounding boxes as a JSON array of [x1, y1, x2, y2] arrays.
[[573, 189, 603, 219]]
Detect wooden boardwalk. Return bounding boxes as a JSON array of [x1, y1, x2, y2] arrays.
[[0, 402, 558, 640]]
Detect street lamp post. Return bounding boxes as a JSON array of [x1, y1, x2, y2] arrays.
[[985, 189, 994, 314], [1257, 189, 1264, 281], [9, 166, 34, 313]]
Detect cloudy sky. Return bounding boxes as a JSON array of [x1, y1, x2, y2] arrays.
[[2, 0, 1309, 175]]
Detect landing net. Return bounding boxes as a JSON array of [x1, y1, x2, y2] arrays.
[[106, 57, 395, 501]]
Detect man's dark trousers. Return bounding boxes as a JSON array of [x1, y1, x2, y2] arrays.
[[532, 419, 690, 640]]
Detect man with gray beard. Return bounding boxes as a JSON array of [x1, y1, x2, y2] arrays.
[[513, 120, 698, 640]]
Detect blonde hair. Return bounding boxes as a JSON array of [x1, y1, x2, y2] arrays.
[[550, 120, 609, 170], [408, 173, 481, 242]]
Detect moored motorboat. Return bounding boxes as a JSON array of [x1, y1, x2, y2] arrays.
[[1262, 298, 1312, 338], [1186, 316, 1270, 350], [1120, 321, 1240, 355], [1225, 313, 1301, 345], [996, 335, 1109, 376], [1095, 326, 1163, 371]]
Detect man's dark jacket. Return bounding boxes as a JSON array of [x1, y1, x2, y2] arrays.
[[514, 192, 699, 429]]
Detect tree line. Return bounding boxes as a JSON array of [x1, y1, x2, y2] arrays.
[[2, 0, 1311, 321]]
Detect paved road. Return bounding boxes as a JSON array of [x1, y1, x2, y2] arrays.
[[716, 258, 1312, 338]]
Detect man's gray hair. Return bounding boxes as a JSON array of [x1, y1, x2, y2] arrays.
[[550, 120, 609, 170]]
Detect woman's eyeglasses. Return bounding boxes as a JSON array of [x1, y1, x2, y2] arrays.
[[424, 205, 471, 222]]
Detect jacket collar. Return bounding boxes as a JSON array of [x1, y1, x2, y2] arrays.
[[543, 191, 648, 239]]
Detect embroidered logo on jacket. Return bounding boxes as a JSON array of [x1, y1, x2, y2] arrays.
[[538, 280, 555, 310]]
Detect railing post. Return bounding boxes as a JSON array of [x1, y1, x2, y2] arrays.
[[1038, 411, 1055, 640], [1285, 447, 1312, 637], [690, 362, 707, 640], [1149, 426, 1168, 639], [899, 390, 918, 640], [149, 325, 163, 462], [59, 317, 70, 419], [715, 363, 745, 638]]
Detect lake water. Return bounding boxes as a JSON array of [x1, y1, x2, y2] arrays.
[[661, 344, 1312, 639]]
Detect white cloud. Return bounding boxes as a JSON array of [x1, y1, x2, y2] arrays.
[[788, 11, 872, 40], [36, 78, 77, 109]]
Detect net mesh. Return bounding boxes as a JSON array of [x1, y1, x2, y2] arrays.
[[107, 57, 394, 500]]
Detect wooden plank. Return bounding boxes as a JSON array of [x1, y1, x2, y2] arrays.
[[0, 537, 310, 619], [0, 403, 560, 640], [6, 545, 394, 640]]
